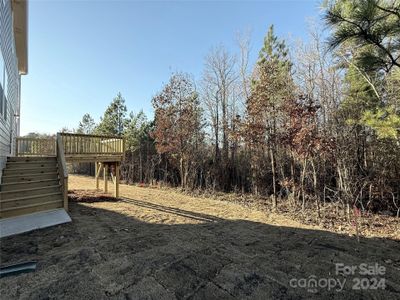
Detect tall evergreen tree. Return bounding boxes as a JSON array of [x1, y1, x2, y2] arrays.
[[96, 92, 128, 136], [77, 113, 96, 134], [244, 25, 294, 206], [124, 110, 152, 151], [258, 25, 292, 70]]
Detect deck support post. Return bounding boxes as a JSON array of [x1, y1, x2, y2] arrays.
[[103, 163, 108, 193], [114, 162, 120, 198], [95, 162, 102, 190]]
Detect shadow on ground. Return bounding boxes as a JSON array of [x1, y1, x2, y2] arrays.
[[1, 198, 399, 300]]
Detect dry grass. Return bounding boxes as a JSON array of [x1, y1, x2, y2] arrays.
[[69, 175, 400, 240], [1, 175, 399, 299], [68, 175, 316, 229]]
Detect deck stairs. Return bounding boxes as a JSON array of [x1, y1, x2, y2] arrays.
[[0, 156, 64, 218]]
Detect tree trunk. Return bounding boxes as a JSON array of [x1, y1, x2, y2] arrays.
[[301, 158, 307, 210], [310, 159, 321, 218], [180, 156, 185, 189], [270, 147, 277, 208]]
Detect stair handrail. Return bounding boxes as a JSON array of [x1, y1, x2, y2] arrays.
[[56, 133, 69, 211]]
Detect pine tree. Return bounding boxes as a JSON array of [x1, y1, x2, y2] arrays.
[[96, 92, 128, 136], [340, 63, 380, 125], [124, 110, 152, 151], [124, 111, 155, 183], [244, 25, 294, 206], [258, 25, 292, 70], [77, 113, 96, 134], [325, 0, 400, 72], [325, 1, 400, 140]]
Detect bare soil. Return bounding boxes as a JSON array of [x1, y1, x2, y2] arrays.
[[0, 175, 399, 299]]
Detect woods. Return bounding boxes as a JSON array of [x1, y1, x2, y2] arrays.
[[65, 0, 399, 216]]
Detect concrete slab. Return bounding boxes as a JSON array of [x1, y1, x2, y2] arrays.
[[0, 209, 71, 238]]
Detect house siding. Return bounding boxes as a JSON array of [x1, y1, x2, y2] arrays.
[[0, 0, 22, 178]]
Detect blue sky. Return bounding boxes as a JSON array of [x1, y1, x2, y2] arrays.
[[20, 0, 324, 135]]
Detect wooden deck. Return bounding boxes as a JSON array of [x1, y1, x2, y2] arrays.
[[0, 133, 125, 218]]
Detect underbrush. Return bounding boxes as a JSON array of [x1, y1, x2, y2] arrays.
[[180, 188, 400, 240]]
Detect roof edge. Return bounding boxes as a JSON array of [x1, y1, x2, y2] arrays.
[[12, 0, 28, 75]]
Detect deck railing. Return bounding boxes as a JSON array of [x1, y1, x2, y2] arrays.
[[16, 137, 56, 156], [16, 133, 124, 161], [59, 133, 124, 156]]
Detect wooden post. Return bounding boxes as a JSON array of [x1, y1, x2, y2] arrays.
[[114, 162, 120, 198], [63, 177, 68, 211], [95, 162, 102, 190], [96, 162, 99, 190], [103, 163, 108, 193], [95, 162, 98, 188]]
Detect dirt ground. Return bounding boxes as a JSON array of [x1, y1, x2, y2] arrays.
[[1, 175, 399, 299]]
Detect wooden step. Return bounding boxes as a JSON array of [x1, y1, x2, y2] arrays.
[[0, 185, 61, 200], [0, 192, 63, 210], [3, 166, 58, 176], [2, 172, 58, 184], [7, 156, 57, 162], [0, 155, 64, 219], [0, 179, 60, 191], [0, 200, 63, 218], [6, 161, 57, 169]]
